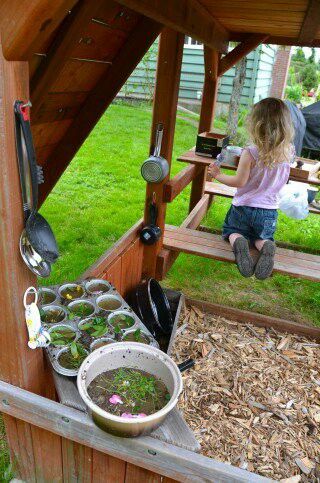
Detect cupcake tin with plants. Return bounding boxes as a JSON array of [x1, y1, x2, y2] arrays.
[[39, 279, 159, 377]]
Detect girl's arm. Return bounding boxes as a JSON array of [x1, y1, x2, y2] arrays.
[[208, 149, 253, 188]]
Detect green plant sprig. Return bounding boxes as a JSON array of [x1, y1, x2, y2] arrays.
[[81, 317, 108, 337], [50, 328, 76, 346]]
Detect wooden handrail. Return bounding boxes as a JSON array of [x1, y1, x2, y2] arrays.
[[0, 380, 266, 482], [163, 164, 200, 202]]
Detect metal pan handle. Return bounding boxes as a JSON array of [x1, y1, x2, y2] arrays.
[[153, 123, 164, 157]]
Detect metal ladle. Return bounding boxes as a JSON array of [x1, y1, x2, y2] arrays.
[[15, 100, 59, 277]]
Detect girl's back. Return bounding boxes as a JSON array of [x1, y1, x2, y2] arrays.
[[233, 145, 291, 209]]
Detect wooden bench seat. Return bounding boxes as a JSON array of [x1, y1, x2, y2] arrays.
[[163, 225, 320, 282], [205, 182, 320, 215]]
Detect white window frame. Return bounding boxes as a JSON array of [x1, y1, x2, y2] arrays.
[[184, 36, 203, 49]]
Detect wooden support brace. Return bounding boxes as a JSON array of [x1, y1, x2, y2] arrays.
[[189, 47, 219, 213], [142, 28, 184, 278], [0, 41, 62, 481], [163, 164, 201, 203], [156, 194, 211, 279], [218, 34, 269, 77]]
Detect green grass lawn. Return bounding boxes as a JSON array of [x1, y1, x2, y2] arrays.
[[39, 101, 320, 325], [1, 101, 320, 480]]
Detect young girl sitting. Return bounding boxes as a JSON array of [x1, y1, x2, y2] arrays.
[[209, 97, 294, 280]]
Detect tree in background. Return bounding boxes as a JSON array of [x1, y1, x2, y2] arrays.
[[301, 63, 318, 92], [227, 56, 247, 141], [291, 47, 306, 63], [309, 47, 316, 64], [286, 47, 319, 102]]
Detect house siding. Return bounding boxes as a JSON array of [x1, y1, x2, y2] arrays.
[[122, 43, 277, 106]]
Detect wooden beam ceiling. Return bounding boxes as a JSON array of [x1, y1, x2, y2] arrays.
[[218, 34, 269, 77], [38, 15, 162, 205], [299, 0, 320, 44], [115, 0, 229, 53], [0, 0, 78, 60]]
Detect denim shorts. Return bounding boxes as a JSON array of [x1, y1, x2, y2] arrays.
[[222, 205, 278, 242]]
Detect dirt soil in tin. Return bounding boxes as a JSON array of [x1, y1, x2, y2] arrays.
[[173, 305, 320, 481]]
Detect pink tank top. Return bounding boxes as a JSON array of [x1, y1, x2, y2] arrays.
[[233, 145, 291, 209]]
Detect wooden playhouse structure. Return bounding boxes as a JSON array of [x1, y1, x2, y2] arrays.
[[0, 0, 320, 481]]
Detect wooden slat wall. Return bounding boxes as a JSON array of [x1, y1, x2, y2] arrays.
[[102, 238, 144, 297]]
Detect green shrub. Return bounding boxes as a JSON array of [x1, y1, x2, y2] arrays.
[[285, 84, 303, 103], [301, 64, 318, 92]]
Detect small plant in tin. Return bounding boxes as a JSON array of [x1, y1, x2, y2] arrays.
[[58, 342, 88, 370], [123, 329, 150, 344], [60, 284, 84, 301], [40, 306, 66, 324], [69, 301, 94, 318], [49, 326, 77, 346], [38, 288, 56, 305], [80, 317, 108, 338], [109, 313, 135, 332]]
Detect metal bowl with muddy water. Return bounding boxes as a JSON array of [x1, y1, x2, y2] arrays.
[[77, 342, 183, 437]]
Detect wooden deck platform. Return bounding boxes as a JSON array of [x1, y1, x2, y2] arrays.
[[205, 182, 320, 215], [163, 225, 320, 281]]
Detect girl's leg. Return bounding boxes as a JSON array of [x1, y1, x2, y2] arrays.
[[254, 239, 276, 280], [254, 239, 266, 251], [229, 233, 243, 247], [228, 233, 254, 278]]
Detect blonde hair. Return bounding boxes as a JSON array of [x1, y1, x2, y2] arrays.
[[247, 97, 294, 167]]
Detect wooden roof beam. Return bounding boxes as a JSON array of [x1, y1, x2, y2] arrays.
[[299, 0, 320, 44], [38, 16, 162, 205], [0, 0, 77, 60], [229, 33, 320, 48], [115, 0, 229, 53], [218, 34, 269, 77]]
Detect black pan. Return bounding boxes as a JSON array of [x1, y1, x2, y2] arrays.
[[135, 278, 173, 336]]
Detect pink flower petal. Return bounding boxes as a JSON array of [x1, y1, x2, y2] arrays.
[[137, 413, 147, 418], [109, 394, 123, 405], [121, 412, 134, 419]]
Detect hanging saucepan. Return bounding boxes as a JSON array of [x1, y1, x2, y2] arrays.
[[14, 100, 59, 277], [141, 123, 169, 183]]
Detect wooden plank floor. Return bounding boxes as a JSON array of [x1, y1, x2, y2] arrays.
[[163, 225, 320, 281], [205, 182, 320, 215]]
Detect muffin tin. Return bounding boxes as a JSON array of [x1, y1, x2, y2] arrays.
[[41, 279, 159, 377]]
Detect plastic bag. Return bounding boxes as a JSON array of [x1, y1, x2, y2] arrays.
[[278, 182, 309, 220]]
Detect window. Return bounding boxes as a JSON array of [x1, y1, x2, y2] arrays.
[[184, 36, 203, 49]]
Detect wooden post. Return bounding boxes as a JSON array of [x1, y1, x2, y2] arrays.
[[189, 47, 220, 212], [142, 28, 184, 278], [0, 41, 62, 480]]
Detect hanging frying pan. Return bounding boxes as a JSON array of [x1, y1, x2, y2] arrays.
[[14, 100, 59, 277]]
